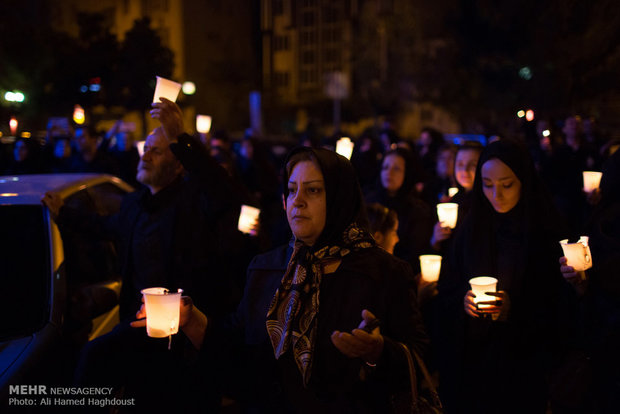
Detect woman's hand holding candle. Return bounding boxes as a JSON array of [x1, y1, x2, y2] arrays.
[[464, 290, 510, 321], [131, 296, 208, 350], [559, 256, 588, 297], [331, 309, 384, 365], [431, 221, 452, 250]]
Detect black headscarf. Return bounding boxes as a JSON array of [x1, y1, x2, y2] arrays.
[[268, 146, 374, 386], [282, 146, 370, 249]]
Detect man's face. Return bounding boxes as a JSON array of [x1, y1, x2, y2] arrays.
[[136, 130, 181, 192]]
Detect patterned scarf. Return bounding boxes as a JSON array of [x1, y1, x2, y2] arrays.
[[266, 223, 375, 386]]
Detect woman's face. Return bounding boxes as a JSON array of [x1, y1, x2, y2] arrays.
[[481, 158, 522, 213], [381, 154, 406, 195], [455, 149, 481, 191], [375, 219, 399, 255], [286, 160, 327, 246]]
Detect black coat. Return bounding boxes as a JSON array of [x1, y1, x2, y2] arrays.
[[57, 134, 243, 320], [206, 244, 429, 413]]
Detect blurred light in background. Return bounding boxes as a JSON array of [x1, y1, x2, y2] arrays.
[[4, 91, 25, 102], [542, 129, 550, 137], [196, 114, 212, 133], [517, 110, 525, 118], [526, 109, 535, 122], [20, 132, 31, 138], [9, 117, 18, 135], [73, 105, 85, 125], [182, 81, 196, 95]]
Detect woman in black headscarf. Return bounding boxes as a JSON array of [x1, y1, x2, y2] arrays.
[[365, 147, 433, 273], [135, 147, 428, 412], [436, 139, 571, 413]]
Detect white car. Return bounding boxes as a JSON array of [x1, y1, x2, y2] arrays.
[[0, 174, 133, 398]]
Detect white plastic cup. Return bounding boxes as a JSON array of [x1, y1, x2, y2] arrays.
[[141, 288, 183, 338], [437, 203, 459, 229], [559, 236, 593, 272], [196, 115, 212, 134], [582, 171, 602, 193], [419, 255, 442, 282], [469, 276, 498, 309], [335, 137, 354, 160], [238, 205, 260, 234], [153, 76, 182, 103]]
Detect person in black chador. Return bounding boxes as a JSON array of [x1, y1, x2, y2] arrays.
[[133, 146, 429, 412], [558, 148, 620, 413], [365, 147, 433, 274], [42, 98, 242, 412], [436, 139, 572, 413]]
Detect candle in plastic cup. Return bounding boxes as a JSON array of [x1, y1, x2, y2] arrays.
[[196, 115, 212, 134], [153, 76, 182, 103], [419, 255, 442, 282], [238, 205, 260, 234], [559, 236, 593, 272], [469, 276, 498, 309], [582, 171, 602, 193], [335, 137, 354, 160], [437, 203, 458, 229], [448, 187, 459, 198], [141, 288, 183, 338]]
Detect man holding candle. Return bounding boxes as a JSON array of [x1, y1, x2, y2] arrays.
[[42, 98, 242, 412]]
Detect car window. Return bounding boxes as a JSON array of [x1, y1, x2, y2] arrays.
[[61, 188, 121, 286], [88, 182, 128, 216], [0, 205, 50, 339]]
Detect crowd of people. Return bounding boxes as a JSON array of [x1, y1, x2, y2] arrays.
[[3, 104, 619, 413]]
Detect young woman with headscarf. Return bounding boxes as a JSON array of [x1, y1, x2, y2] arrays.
[[365, 147, 434, 274], [436, 139, 572, 413], [133, 147, 428, 412]]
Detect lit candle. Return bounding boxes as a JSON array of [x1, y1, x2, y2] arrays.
[[419, 255, 442, 282], [141, 288, 183, 338], [153, 76, 182, 103], [559, 236, 593, 273], [437, 203, 458, 229], [335, 137, 354, 160], [448, 187, 459, 198], [238, 205, 260, 234], [469, 277, 498, 309], [582, 171, 602, 193], [196, 115, 212, 134]]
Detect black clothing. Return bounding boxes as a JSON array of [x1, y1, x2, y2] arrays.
[[437, 140, 572, 413], [209, 245, 428, 413], [63, 134, 242, 411]]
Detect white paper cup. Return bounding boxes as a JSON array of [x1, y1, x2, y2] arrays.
[[153, 76, 182, 103], [141, 288, 183, 338], [238, 205, 260, 234], [582, 171, 602, 193], [437, 203, 459, 229], [559, 236, 593, 272], [419, 255, 442, 282], [469, 276, 498, 309]]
